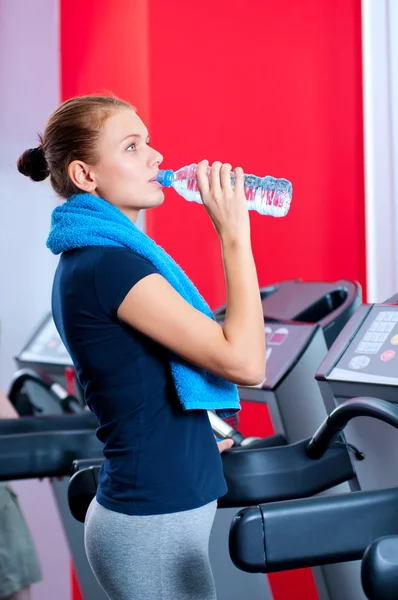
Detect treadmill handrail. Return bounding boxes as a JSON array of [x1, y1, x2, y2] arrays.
[[312, 281, 360, 329], [307, 397, 398, 459], [230, 487, 398, 574], [262, 280, 360, 326], [207, 411, 246, 445], [9, 368, 60, 396], [214, 280, 360, 326], [66, 436, 355, 524], [0, 412, 97, 436], [7, 368, 82, 413], [0, 429, 103, 480]]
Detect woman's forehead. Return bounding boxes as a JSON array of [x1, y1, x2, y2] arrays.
[[104, 109, 147, 140]]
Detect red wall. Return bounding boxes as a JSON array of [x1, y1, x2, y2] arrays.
[[146, 0, 366, 309], [61, 0, 150, 123], [61, 0, 366, 306], [61, 2, 365, 599]]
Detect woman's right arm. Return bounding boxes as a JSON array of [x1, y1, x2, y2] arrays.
[[118, 161, 266, 386]]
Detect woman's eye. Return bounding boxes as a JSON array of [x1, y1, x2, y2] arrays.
[[127, 143, 136, 151]]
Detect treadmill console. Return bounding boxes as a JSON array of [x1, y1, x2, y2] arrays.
[[322, 305, 398, 385], [16, 313, 72, 368], [252, 321, 319, 390]]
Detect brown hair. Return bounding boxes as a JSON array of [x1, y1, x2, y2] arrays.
[[17, 95, 132, 198]]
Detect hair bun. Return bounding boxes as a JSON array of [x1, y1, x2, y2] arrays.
[[17, 146, 49, 182]]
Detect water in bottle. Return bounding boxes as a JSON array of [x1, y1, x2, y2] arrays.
[[156, 163, 292, 217]]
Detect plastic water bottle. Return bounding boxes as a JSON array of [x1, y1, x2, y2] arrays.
[[156, 164, 292, 217]]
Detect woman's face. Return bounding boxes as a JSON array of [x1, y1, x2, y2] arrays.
[[92, 107, 164, 221]]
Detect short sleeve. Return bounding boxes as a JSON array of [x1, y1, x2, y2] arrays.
[[94, 247, 160, 317]]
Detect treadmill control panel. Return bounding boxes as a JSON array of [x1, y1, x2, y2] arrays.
[[354, 310, 398, 355], [17, 314, 72, 366], [328, 305, 398, 384], [248, 321, 318, 390]]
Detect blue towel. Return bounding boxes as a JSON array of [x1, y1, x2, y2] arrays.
[[46, 193, 240, 418]]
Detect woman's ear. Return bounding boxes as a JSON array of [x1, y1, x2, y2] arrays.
[[68, 160, 97, 193]]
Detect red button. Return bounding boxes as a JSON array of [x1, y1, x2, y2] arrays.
[[381, 350, 395, 361]]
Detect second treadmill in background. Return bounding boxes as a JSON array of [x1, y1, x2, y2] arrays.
[[214, 279, 361, 443], [211, 279, 360, 600]]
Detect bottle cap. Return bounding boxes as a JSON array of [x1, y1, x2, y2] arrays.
[[156, 169, 174, 187]]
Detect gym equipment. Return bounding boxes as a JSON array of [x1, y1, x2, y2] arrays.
[[212, 279, 360, 598], [5, 373, 108, 600], [231, 295, 398, 600], [214, 279, 361, 444], [316, 294, 398, 599]]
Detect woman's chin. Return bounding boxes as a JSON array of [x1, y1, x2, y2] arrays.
[[147, 190, 165, 209], [126, 189, 165, 212]]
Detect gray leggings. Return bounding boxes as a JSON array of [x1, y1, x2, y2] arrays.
[[84, 498, 218, 600]]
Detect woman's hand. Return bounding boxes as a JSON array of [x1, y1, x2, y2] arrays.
[[217, 439, 234, 453], [196, 160, 250, 245]]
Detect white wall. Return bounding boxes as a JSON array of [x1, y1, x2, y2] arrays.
[[0, 0, 60, 388], [389, 0, 398, 299], [362, 0, 398, 302], [0, 1, 70, 599]]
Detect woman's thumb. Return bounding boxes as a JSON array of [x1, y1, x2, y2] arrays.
[[217, 439, 234, 453]]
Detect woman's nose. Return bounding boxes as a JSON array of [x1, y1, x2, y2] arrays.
[[151, 148, 163, 166]]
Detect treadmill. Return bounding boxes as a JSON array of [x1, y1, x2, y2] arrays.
[[211, 279, 361, 598], [5, 373, 107, 600], [229, 294, 398, 600], [214, 279, 361, 443], [314, 293, 398, 599]]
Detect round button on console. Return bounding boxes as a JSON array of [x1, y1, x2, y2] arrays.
[[381, 349, 395, 362]]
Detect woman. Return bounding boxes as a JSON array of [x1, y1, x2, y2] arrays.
[[17, 95, 265, 600]]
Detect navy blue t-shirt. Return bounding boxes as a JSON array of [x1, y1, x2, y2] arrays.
[[52, 246, 227, 515]]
